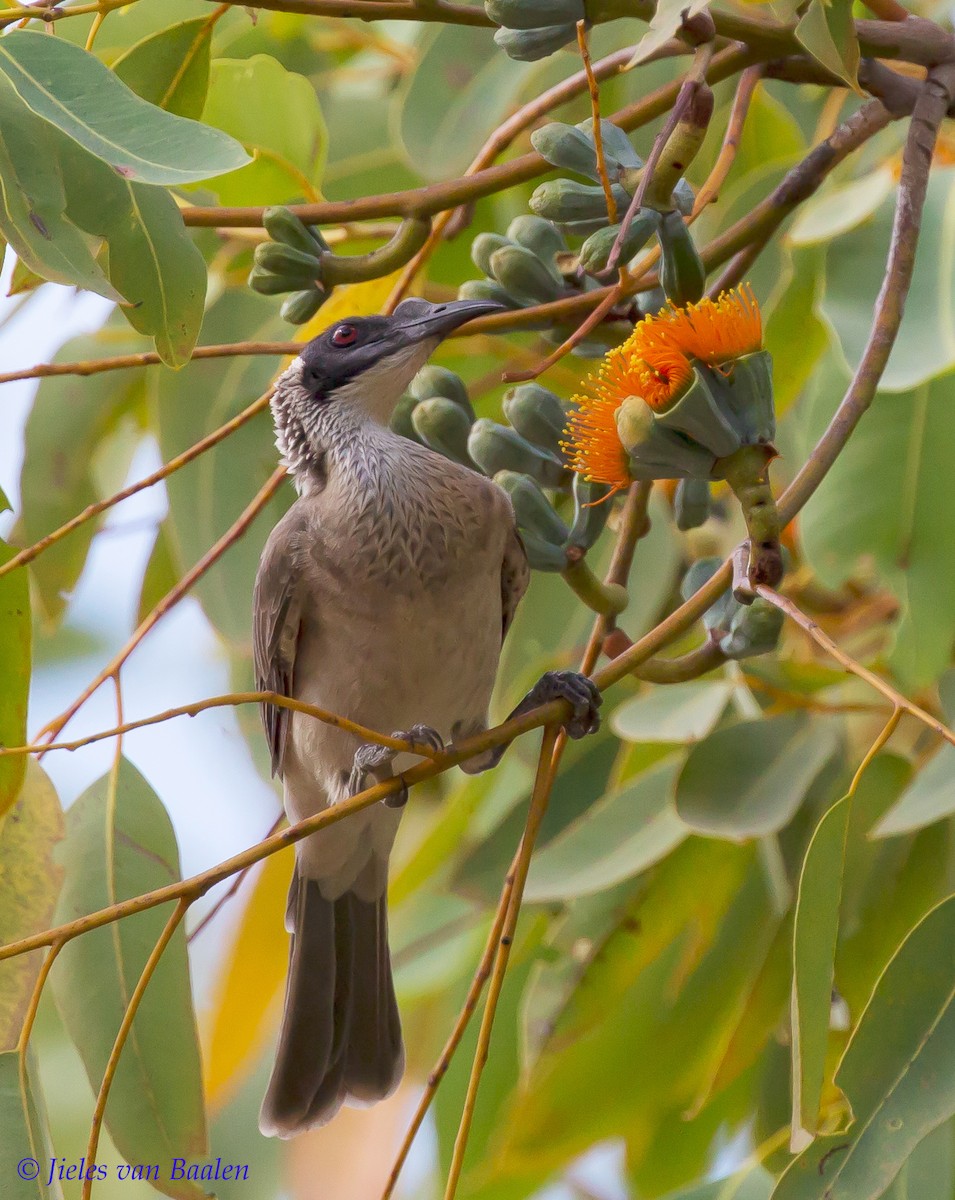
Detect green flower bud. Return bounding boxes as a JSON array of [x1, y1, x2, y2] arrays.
[[681, 557, 737, 633], [575, 119, 642, 170], [674, 478, 711, 530], [531, 122, 600, 180], [519, 528, 570, 571], [579, 210, 660, 273], [658, 210, 706, 306], [642, 84, 713, 213], [391, 393, 423, 444], [412, 397, 474, 466], [503, 384, 572, 454], [248, 266, 299, 296], [720, 599, 784, 660], [567, 475, 611, 551], [410, 366, 474, 420], [506, 215, 567, 262], [617, 395, 715, 479], [458, 279, 521, 308], [279, 288, 326, 324], [253, 241, 323, 284], [530, 178, 629, 224], [485, 0, 584, 30], [493, 22, 579, 61], [471, 232, 513, 276], [489, 244, 563, 304], [263, 206, 329, 256], [494, 470, 570, 545], [468, 418, 568, 488]]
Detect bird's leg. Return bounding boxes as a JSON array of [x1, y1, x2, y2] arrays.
[[348, 724, 444, 809], [456, 670, 602, 775]]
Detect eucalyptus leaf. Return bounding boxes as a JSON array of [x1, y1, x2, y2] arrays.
[[111, 17, 213, 120], [676, 714, 839, 840], [51, 760, 207, 1200], [774, 895, 955, 1199], [0, 1051, 61, 1200], [0, 31, 247, 185], [0, 762, 63, 1051], [524, 759, 688, 901], [790, 794, 851, 1148], [399, 24, 533, 181], [199, 56, 327, 205], [0, 487, 30, 818], [611, 681, 733, 745], [794, 0, 859, 89]]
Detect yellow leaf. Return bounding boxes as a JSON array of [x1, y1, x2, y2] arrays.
[[201, 845, 293, 1110], [295, 271, 405, 342]]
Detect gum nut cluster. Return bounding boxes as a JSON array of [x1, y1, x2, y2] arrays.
[[391, 365, 611, 571], [683, 557, 784, 661], [486, 0, 634, 61], [247, 207, 331, 325], [563, 286, 776, 494], [460, 215, 611, 358]]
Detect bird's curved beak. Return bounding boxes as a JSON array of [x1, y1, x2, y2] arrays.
[[390, 298, 504, 343]]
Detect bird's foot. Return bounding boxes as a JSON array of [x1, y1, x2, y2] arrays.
[[511, 670, 603, 739], [349, 725, 444, 810]]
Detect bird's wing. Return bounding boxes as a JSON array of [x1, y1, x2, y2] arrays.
[[253, 507, 307, 777], [501, 519, 530, 641]]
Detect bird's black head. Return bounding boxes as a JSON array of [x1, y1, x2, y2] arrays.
[[295, 298, 502, 420], [271, 298, 502, 486]]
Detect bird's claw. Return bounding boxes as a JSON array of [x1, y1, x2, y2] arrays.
[[348, 724, 444, 809], [521, 670, 602, 740]]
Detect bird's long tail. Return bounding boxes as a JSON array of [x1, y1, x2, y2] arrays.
[[259, 865, 404, 1137]]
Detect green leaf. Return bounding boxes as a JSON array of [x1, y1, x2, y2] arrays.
[[663, 1165, 775, 1199], [884, 1121, 954, 1200], [399, 25, 533, 181], [0, 762, 63, 1051], [0, 489, 30, 818], [0, 31, 248, 185], [15, 326, 146, 627], [676, 714, 839, 840], [0, 79, 118, 299], [821, 169, 955, 392], [199, 56, 326, 205], [156, 289, 290, 647], [524, 759, 688, 901], [790, 793, 851, 1150], [0, 1050, 61, 1200], [801, 362, 955, 688], [111, 17, 213, 120], [773, 894, 955, 1200], [794, 0, 859, 90], [764, 245, 829, 415], [51, 760, 207, 1200], [790, 168, 895, 247], [627, 0, 712, 67], [611, 681, 733, 745], [58, 135, 207, 366]]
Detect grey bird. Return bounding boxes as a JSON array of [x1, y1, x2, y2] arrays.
[[253, 297, 602, 1138]]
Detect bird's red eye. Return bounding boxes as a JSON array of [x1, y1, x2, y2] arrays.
[[331, 324, 358, 347]]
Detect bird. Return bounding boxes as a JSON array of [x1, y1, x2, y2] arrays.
[[253, 296, 602, 1138]]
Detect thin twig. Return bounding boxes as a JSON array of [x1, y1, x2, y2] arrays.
[[81, 900, 189, 1200], [35, 468, 289, 748], [443, 725, 561, 1200], [188, 815, 284, 942], [0, 390, 273, 581], [0, 692, 427, 758], [755, 587, 955, 749], [380, 873, 515, 1200], [577, 20, 618, 224]]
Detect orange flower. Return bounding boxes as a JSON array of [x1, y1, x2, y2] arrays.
[[562, 287, 763, 486]]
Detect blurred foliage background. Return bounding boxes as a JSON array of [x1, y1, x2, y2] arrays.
[[3, 2, 955, 1200]]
